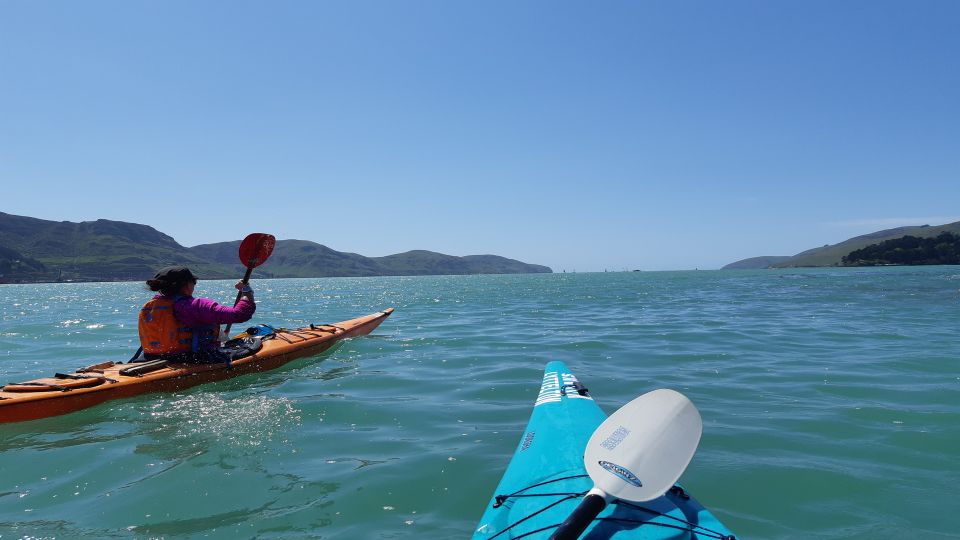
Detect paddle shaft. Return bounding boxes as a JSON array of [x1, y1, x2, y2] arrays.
[[549, 491, 608, 540], [222, 265, 254, 337]]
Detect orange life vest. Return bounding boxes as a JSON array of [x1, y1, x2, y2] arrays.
[[138, 296, 220, 358]]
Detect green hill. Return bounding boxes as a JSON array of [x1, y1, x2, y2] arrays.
[[723, 221, 960, 269], [188, 243, 551, 278], [722, 256, 792, 270], [0, 244, 48, 279], [0, 212, 226, 281], [371, 250, 551, 276], [0, 212, 552, 282], [842, 232, 960, 266], [189, 239, 386, 278]]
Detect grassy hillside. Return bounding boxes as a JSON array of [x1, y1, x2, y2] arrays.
[[0, 212, 552, 282], [461, 254, 552, 274], [724, 221, 960, 269], [0, 245, 48, 279], [190, 240, 386, 278], [722, 256, 792, 270], [190, 244, 552, 277], [372, 250, 550, 276], [0, 212, 230, 281], [774, 222, 960, 267]]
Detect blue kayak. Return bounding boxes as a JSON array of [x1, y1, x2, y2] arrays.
[[473, 361, 737, 539]]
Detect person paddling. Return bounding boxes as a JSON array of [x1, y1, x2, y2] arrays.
[[138, 266, 256, 363]]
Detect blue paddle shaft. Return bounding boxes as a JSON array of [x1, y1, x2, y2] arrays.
[[548, 493, 608, 540]]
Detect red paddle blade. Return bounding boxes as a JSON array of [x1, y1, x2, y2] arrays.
[[238, 233, 276, 268]]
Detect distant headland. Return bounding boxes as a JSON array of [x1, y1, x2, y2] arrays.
[[0, 212, 552, 283], [724, 221, 960, 269]]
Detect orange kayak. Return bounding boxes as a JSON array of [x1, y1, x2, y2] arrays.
[[0, 308, 393, 424]]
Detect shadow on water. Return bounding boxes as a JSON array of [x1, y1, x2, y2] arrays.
[[126, 486, 341, 537], [321, 457, 394, 471], [0, 519, 128, 539], [306, 364, 358, 382], [130, 502, 275, 535], [0, 407, 124, 452]]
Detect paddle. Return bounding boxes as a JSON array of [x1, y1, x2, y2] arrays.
[[223, 232, 276, 338], [548, 389, 703, 540]]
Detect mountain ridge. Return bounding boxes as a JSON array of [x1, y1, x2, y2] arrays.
[[0, 212, 552, 282]]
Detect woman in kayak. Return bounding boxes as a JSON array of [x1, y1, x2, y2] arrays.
[[138, 266, 256, 363]]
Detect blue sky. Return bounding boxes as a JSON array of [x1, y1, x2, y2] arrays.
[[1, 1, 958, 271]]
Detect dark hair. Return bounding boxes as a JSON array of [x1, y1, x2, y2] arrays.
[[145, 278, 189, 296], [146, 266, 198, 296]]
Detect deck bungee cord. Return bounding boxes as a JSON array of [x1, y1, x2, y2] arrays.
[[490, 475, 735, 540]]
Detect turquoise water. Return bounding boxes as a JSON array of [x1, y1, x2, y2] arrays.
[[1, 268, 958, 539]]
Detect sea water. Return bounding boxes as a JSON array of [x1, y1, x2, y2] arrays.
[[0, 268, 957, 539]]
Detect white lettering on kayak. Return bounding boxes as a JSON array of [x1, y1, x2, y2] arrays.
[[536, 371, 596, 406], [536, 371, 562, 406]]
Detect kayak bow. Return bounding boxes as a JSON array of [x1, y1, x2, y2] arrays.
[[473, 361, 736, 539]]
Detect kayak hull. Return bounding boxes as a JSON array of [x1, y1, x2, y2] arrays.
[[473, 361, 736, 539], [0, 308, 393, 423]]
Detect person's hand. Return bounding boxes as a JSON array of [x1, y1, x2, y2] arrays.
[[235, 281, 254, 300]]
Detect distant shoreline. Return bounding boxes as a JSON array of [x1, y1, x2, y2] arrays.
[[0, 211, 552, 282]]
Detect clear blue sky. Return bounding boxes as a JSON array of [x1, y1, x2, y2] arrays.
[[2, 1, 958, 271]]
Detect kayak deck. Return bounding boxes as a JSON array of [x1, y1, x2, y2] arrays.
[[0, 308, 393, 423], [473, 361, 736, 539]]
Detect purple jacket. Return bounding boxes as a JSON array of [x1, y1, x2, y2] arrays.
[[161, 295, 256, 328]]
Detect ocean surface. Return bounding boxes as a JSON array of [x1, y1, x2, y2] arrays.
[[1, 268, 958, 539]]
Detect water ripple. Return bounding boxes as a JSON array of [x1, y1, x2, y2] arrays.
[[1, 269, 958, 539]]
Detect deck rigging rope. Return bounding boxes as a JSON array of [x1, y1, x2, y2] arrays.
[[490, 475, 736, 540]]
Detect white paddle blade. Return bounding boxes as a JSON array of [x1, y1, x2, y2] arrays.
[[584, 388, 703, 502]]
